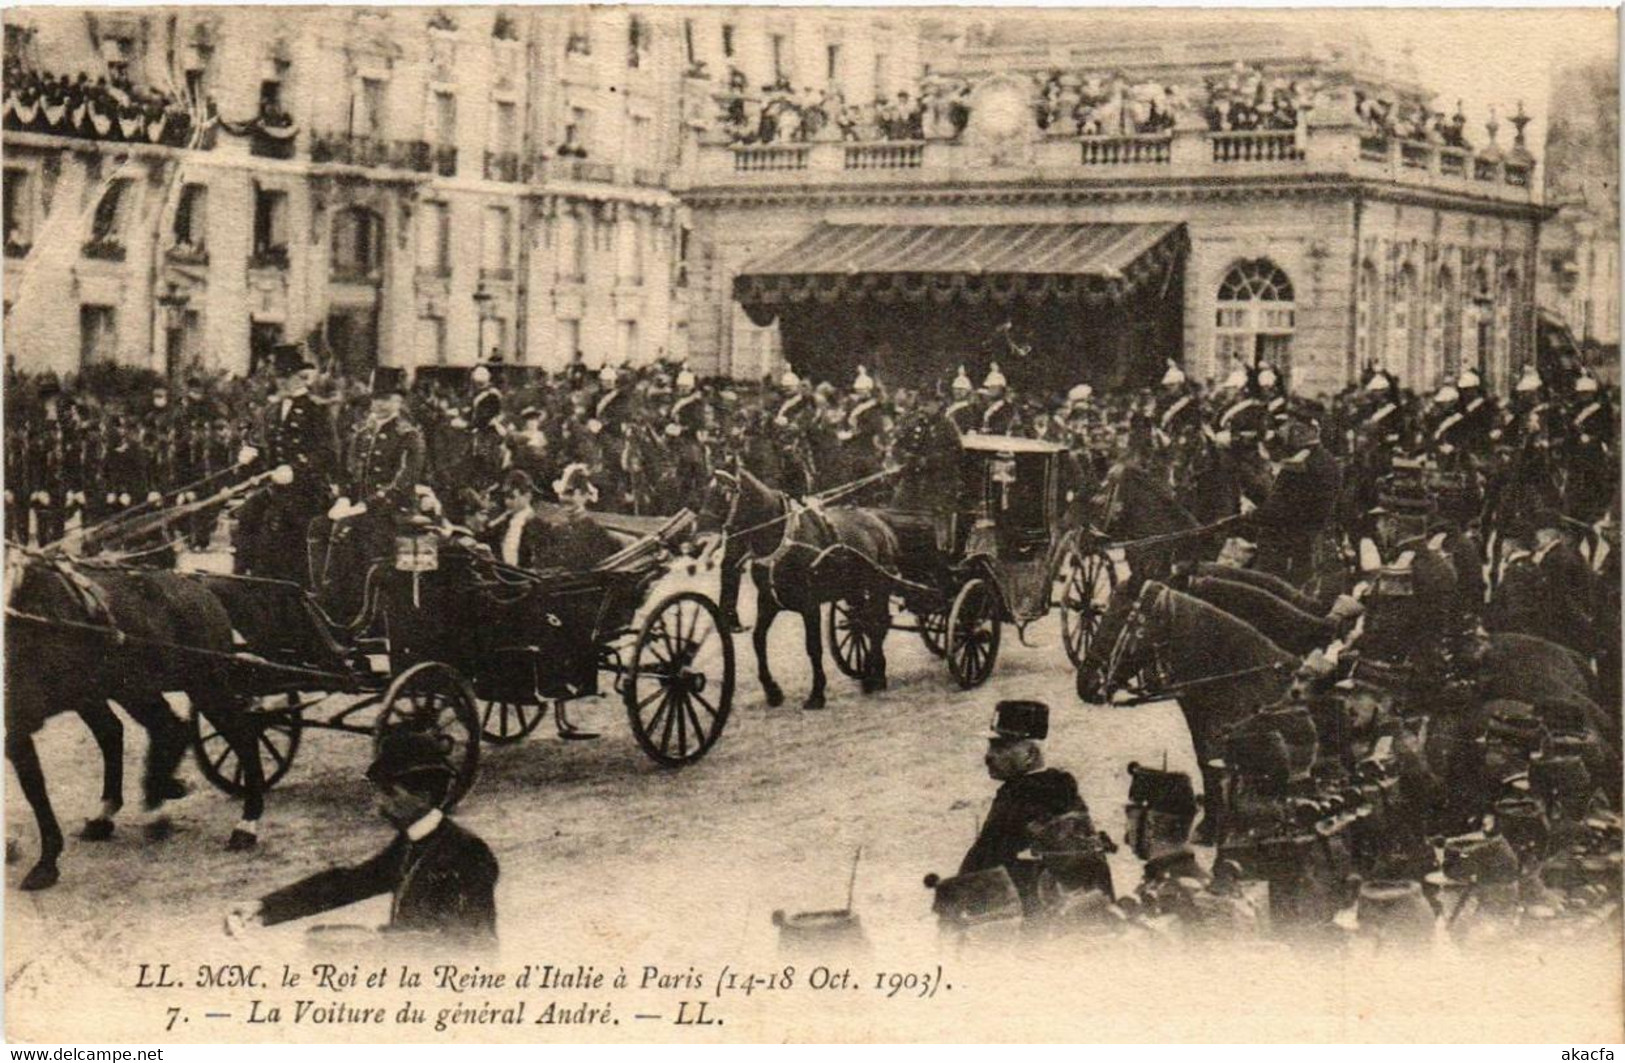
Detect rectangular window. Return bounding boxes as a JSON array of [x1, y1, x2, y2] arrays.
[[419, 316, 447, 366], [771, 34, 786, 80], [570, 106, 591, 153], [79, 305, 117, 368], [353, 78, 386, 137], [873, 53, 888, 94], [185, 69, 205, 108], [486, 317, 509, 361], [253, 187, 289, 254], [630, 115, 651, 168], [826, 44, 841, 82], [173, 183, 208, 248], [433, 91, 457, 147], [721, 24, 735, 59], [259, 79, 282, 112], [619, 319, 639, 365], [559, 214, 586, 282], [3, 168, 32, 252], [482, 206, 511, 272]]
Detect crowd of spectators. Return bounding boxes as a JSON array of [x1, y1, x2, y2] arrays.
[[1036, 69, 1183, 136], [1354, 91, 1473, 150], [718, 71, 973, 146], [1203, 62, 1316, 133], [2, 56, 197, 147]]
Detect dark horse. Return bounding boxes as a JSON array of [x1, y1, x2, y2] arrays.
[[1103, 580, 1297, 842], [4, 548, 266, 890], [698, 462, 894, 710]]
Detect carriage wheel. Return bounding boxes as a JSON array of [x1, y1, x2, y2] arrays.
[[478, 699, 547, 745], [1059, 543, 1116, 669], [946, 578, 1001, 689], [827, 598, 876, 679], [375, 662, 481, 810], [191, 703, 302, 797], [917, 606, 948, 658], [626, 591, 736, 767]]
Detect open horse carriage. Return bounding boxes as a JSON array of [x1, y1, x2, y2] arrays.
[[825, 435, 1112, 689], [185, 507, 736, 809]]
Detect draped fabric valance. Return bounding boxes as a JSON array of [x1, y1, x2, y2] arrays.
[[735, 222, 1186, 326]]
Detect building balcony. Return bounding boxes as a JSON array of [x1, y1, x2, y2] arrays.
[[563, 159, 617, 184], [484, 150, 522, 183], [480, 266, 515, 283], [632, 166, 669, 188], [250, 127, 299, 160], [310, 132, 392, 168], [435, 146, 458, 177], [81, 237, 127, 262], [692, 126, 1539, 206], [394, 140, 434, 173], [165, 241, 210, 267], [249, 246, 290, 271]]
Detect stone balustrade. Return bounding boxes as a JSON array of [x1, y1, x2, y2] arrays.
[[701, 125, 1537, 204]]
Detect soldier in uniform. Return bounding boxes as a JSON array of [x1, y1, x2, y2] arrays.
[[1454, 367, 1496, 456], [466, 362, 507, 495], [590, 365, 632, 509], [1248, 416, 1341, 583], [1123, 761, 1259, 934], [944, 366, 979, 437], [231, 730, 499, 948], [978, 363, 1017, 435], [1216, 364, 1272, 451], [772, 369, 816, 494], [1153, 360, 1202, 450], [958, 701, 1095, 914], [324, 366, 427, 575], [1566, 373, 1615, 523], [667, 367, 711, 510], [234, 344, 337, 584]]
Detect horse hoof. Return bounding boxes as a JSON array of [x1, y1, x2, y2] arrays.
[[20, 863, 59, 891], [862, 676, 889, 694], [225, 829, 258, 853], [763, 687, 784, 708], [154, 778, 190, 803], [725, 619, 746, 635], [80, 818, 116, 842], [803, 695, 827, 711], [144, 817, 175, 843]]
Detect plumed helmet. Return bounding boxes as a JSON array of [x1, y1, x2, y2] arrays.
[[983, 362, 1006, 390], [1223, 365, 1249, 391], [854, 365, 875, 393], [779, 368, 801, 389], [1067, 383, 1093, 403], [676, 367, 697, 391], [951, 365, 973, 394], [1575, 374, 1599, 394], [1160, 359, 1186, 387], [1257, 365, 1278, 390], [1514, 364, 1543, 393], [471, 364, 492, 387], [1456, 367, 1481, 390], [1434, 384, 1459, 405], [599, 364, 619, 386], [1365, 371, 1392, 394], [552, 461, 599, 503]]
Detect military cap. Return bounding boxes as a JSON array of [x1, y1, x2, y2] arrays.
[[987, 700, 1048, 741], [271, 343, 315, 377], [1127, 762, 1198, 819], [1425, 834, 1521, 888], [367, 729, 455, 796]]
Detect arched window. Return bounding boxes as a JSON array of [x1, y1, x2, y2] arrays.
[[1215, 258, 1295, 375], [331, 206, 383, 281]]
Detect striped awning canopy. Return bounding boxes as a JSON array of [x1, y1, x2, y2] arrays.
[[734, 222, 1186, 320]]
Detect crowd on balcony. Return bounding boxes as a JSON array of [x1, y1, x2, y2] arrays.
[[1203, 62, 1316, 133], [1, 57, 197, 147], [718, 72, 971, 146], [1036, 70, 1183, 136], [1354, 91, 1473, 150]]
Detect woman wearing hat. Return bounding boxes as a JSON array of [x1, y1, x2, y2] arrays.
[[536, 462, 622, 572]]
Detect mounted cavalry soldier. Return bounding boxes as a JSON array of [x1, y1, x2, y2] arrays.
[[666, 366, 711, 509], [838, 366, 888, 491], [944, 365, 979, 436], [1566, 373, 1615, 523], [1453, 367, 1496, 456], [1216, 364, 1272, 450], [771, 368, 816, 495], [466, 361, 507, 492], [1153, 359, 1202, 449], [25, 375, 71, 546], [979, 363, 1017, 435], [1248, 416, 1341, 583], [234, 343, 337, 584]]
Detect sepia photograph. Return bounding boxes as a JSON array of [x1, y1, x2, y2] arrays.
[[0, 3, 1620, 1044]]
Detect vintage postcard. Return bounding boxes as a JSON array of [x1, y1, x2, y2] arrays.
[[2, 4, 1620, 1044]]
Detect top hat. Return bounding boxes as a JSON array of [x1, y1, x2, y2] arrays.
[[369, 366, 408, 397], [1127, 762, 1198, 819], [987, 700, 1048, 741], [366, 729, 455, 796], [271, 343, 315, 377]]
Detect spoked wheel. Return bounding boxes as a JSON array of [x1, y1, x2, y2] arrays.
[[626, 591, 736, 767], [1059, 542, 1116, 669], [917, 606, 947, 658], [478, 699, 546, 745], [191, 702, 302, 797], [946, 578, 1001, 689], [375, 661, 481, 810], [827, 597, 882, 678]]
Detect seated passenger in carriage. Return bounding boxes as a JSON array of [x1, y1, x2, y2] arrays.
[[542, 462, 623, 572], [476, 470, 548, 570]]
